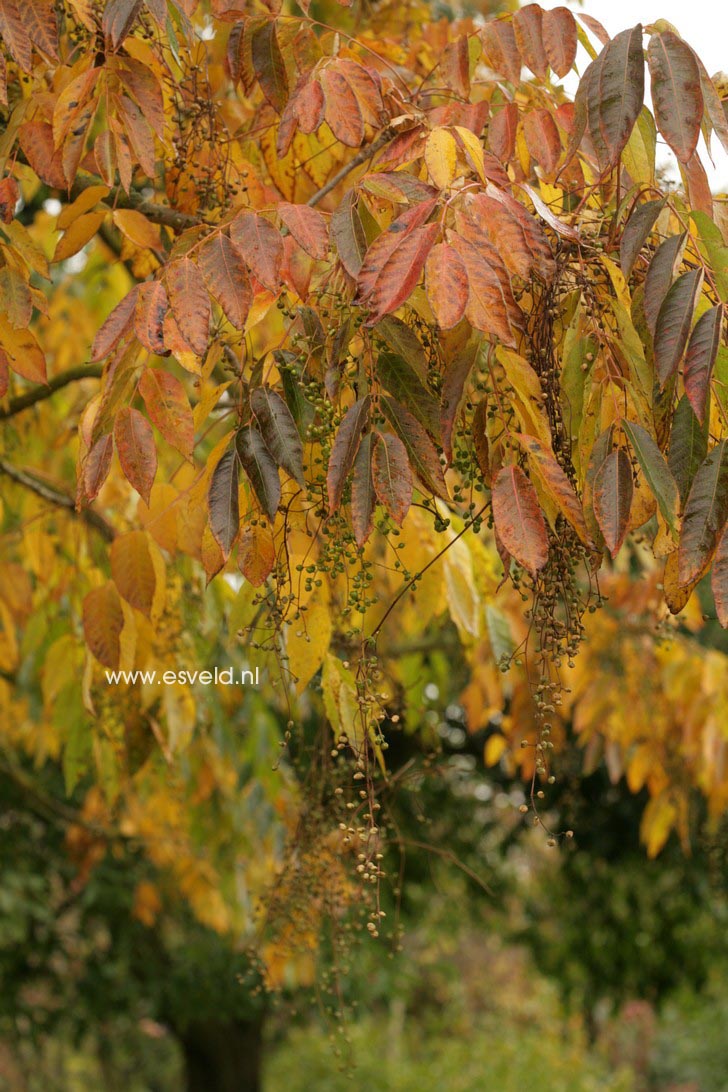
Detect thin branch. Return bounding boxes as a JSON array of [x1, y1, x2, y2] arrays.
[[71, 176, 200, 232], [0, 458, 116, 542], [307, 128, 395, 208], [0, 365, 102, 420]]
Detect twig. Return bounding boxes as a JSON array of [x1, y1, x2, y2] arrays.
[[0, 365, 102, 420], [71, 176, 200, 232], [0, 458, 116, 542], [307, 128, 395, 208]]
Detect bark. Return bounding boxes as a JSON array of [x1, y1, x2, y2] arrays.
[[181, 1016, 265, 1092]]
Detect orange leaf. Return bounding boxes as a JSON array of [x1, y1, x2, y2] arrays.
[[278, 203, 328, 260], [135, 281, 169, 355], [238, 521, 276, 586], [425, 243, 468, 330], [230, 212, 283, 293], [198, 233, 252, 330], [83, 582, 124, 668]]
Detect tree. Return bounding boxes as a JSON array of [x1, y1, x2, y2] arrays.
[[3, 0, 728, 1084]]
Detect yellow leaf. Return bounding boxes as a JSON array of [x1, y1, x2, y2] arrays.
[[425, 127, 459, 189], [113, 208, 163, 250], [485, 734, 507, 766], [454, 125, 486, 182], [286, 602, 331, 693], [57, 185, 109, 229], [640, 792, 677, 857], [53, 210, 106, 262]]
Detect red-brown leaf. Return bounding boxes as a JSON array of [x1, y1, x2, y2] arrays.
[[684, 304, 723, 424], [513, 4, 548, 80], [82, 582, 124, 668], [165, 258, 211, 356], [321, 66, 364, 148], [711, 523, 728, 627], [327, 396, 371, 513], [492, 465, 549, 575], [230, 211, 283, 292], [647, 31, 703, 164], [481, 20, 522, 85], [139, 368, 194, 460], [198, 233, 252, 331], [278, 203, 328, 260], [114, 406, 157, 504], [134, 281, 168, 355], [593, 447, 633, 558], [371, 431, 413, 525], [542, 6, 577, 78], [351, 433, 375, 547]]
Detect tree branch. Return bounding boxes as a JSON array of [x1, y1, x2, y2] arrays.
[[0, 458, 116, 542], [306, 127, 395, 208], [0, 365, 103, 420], [71, 176, 200, 232]]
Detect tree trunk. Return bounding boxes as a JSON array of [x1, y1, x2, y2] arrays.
[[181, 1016, 264, 1092]]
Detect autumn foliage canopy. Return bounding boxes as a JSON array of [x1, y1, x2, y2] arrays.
[[3, 0, 728, 948]]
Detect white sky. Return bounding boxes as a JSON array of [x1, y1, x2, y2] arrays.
[[550, 0, 728, 190]]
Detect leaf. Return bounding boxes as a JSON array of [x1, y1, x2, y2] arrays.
[[711, 524, 728, 627], [197, 233, 251, 331], [523, 109, 562, 175], [0, 0, 32, 70], [165, 258, 211, 356], [18, 121, 66, 188], [663, 549, 700, 615], [381, 396, 449, 500], [53, 211, 106, 263], [357, 199, 436, 297], [230, 211, 283, 292], [238, 521, 275, 586], [25, 0, 58, 59], [278, 203, 328, 260], [542, 6, 577, 78], [690, 210, 728, 304], [134, 281, 168, 355], [517, 433, 593, 549], [440, 341, 477, 464], [208, 443, 240, 558], [588, 26, 645, 170], [425, 127, 459, 189], [286, 603, 331, 694], [376, 350, 440, 441], [351, 433, 375, 547], [84, 434, 114, 501], [92, 287, 138, 362], [513, 4, 547, 80], [320, 66, 364, 148], [623, 419, 679, 533], [139, 368, 194, 460], [643, 233, 687, 335], [331, 192, 367, 278], [669, 394, 709, 505], [250, 386, 304, 485], [112, 208, 162, 250], [0, 176, 19, 224], [114, 406, 157, 504], [684, 305, 723, 424], [251, 20, 288, 113], [472, 401, 490, 485], [371, 431, 413, 525], [0, 317, 46, 383], [481, 19, 521, 85], [327, 396, 371, 513], [488, 103, 519, 162], [468, 190, 555, 281], [236, 425, 281, 521], [110, 530, 159, 617], [0, 267, 31, 328], [448, 232, 520, 346], [620, 198, 666, 277], [593, 448, 633, 557], [102, 0, 141, 47], [653, 268, 703, 388], [647, 31, 703, 163], [82, 582, 124, 669], [492, 465, 549, 575], [360, 223, 439, 325], [678, 442, 728, 585]]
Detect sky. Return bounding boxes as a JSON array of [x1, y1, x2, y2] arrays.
[[551, 0, 728, 190]]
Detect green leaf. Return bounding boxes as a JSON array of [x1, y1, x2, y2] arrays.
[[690, 210, 728, 302], [327, 396, 371, 514], [678, 441, 728, 585], [620, 197, 666, 277], [668, 394, 709, 504], [588, 25, 645, 170], [351, 434, 375, 547], [643, 233, 686, 335], [622, 419, 679, 533], [593, 448, 633, 557], [376, 350, 441, 441]]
